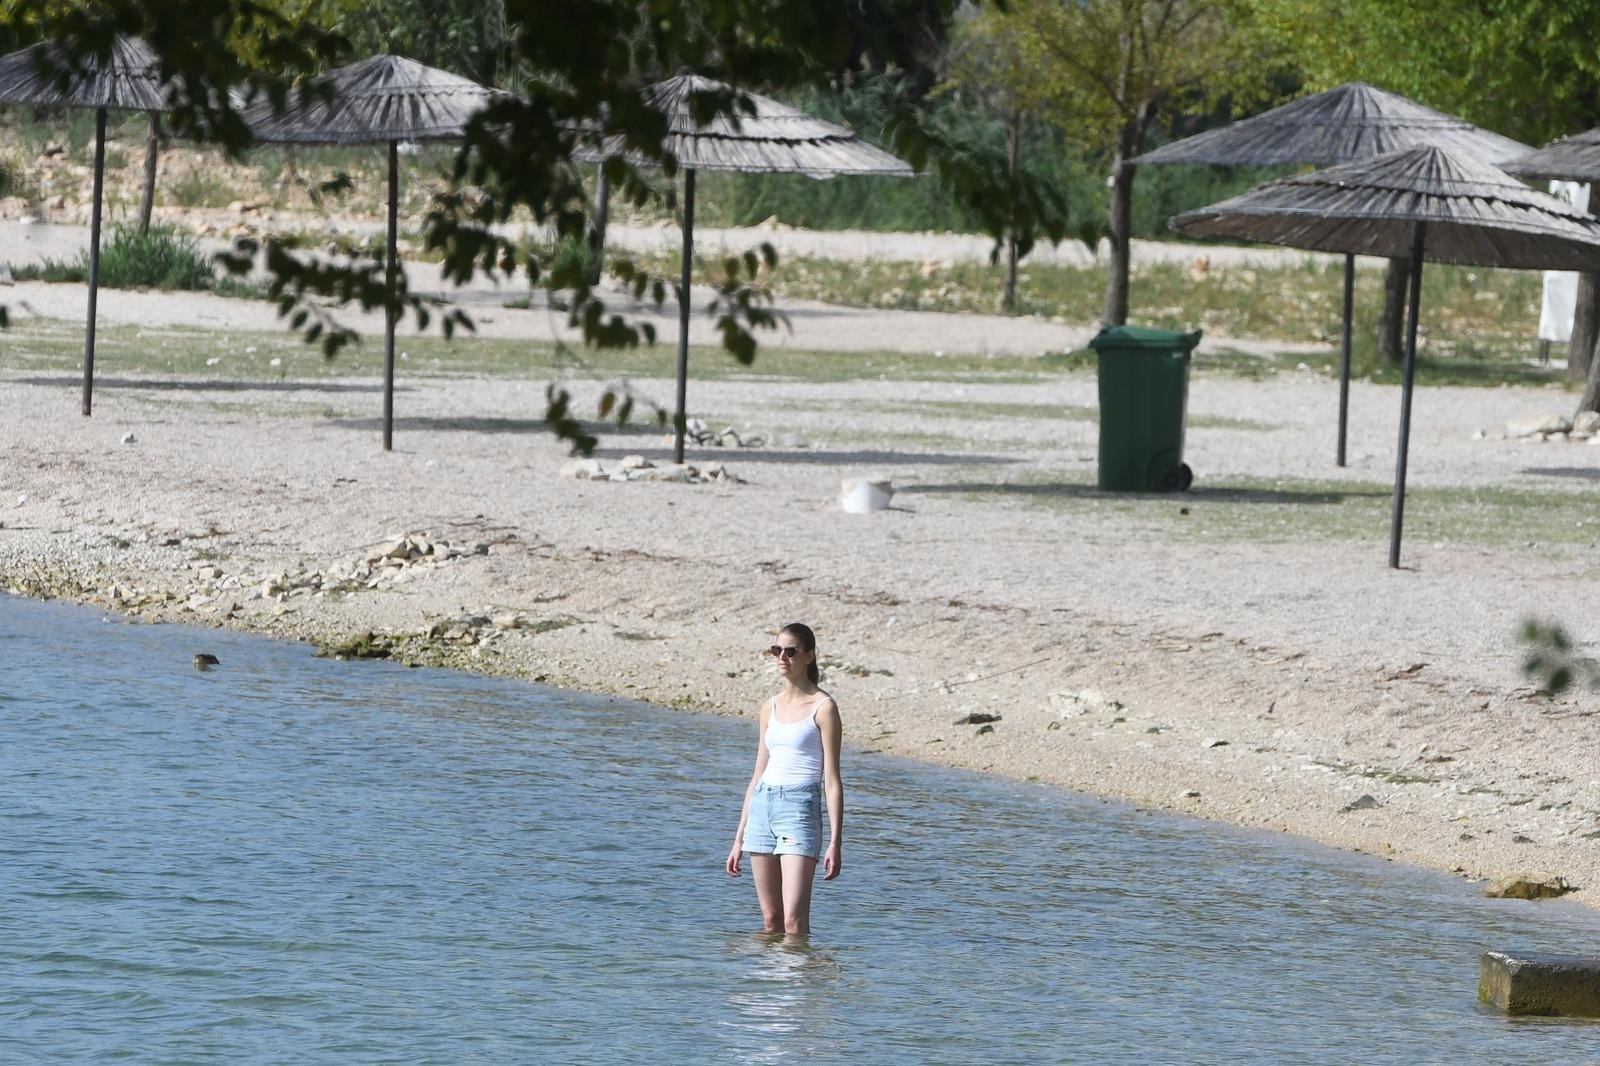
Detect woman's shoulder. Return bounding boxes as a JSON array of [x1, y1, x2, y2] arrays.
[[813, 689, 839, 715]]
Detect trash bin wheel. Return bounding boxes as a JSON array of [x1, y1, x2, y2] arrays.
[[1158, 463, 1193, 493]]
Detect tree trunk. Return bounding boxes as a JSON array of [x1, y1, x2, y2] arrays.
[[1003, 108, 1022, 313], [137, 111, 160, 235], [587, 166, 610, 287], [1102, 111, 1149, 327], [1579, 326, 1600, 414], [1379, 257, 1411, 364], [1569, 273, 1600, 382]]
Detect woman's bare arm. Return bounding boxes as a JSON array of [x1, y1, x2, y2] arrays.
[[726, 701, 772, 877], [817, 698, 843, 880]]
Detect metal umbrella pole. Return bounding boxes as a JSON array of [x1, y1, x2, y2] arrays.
[[1133, 83, 1529, 469], [83, 106, 107, 416], [1388, 222, 1427, 569], [0, 35, 174, 418], [384, 139, 399, 451], [572, 74, 912, 467], [237, 54, 504, 451], [1336, 253, 1355, 465], [1176, 143, 1600, 568], [672, 167, 695, 465]]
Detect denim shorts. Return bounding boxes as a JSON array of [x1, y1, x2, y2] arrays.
[[742, 781, 823, 859]]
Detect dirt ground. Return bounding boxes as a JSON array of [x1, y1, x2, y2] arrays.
[[2, 222, 1598, 910]]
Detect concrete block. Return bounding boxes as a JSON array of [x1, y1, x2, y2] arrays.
[[1480, 950, 1600, 1018]]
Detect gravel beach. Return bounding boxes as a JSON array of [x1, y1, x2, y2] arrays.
[[3, 227, 1598, 909]]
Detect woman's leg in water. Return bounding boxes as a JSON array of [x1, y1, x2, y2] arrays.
[[779, 854, 818, 936], [750, 853, 784, 933]]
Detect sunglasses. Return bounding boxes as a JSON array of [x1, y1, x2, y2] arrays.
[[767, 645, 804, 659]]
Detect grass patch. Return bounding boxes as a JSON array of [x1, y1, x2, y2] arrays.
[[9, 224, 216, 291], [211, 276, 272, 300], [623, 250, 1547, 379], [0, 317, 1094, 384], [1041, 344, 1564, 390], [851, 398, 1278, 432], [900, 473, 1600, 552], [11, 258, 88, 283], [168, 168, 233, 209], [810, 427, 1044, 454], [1282, 346, 1565, 390], [0, 316, 1570, 403], [0, 306, 1569, 404], [98, 224, 214, 290]]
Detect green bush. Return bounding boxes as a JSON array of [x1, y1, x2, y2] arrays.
[[545, 234, 594, 288], [95, 223, 215, 290], [11, 225, 218, 289]]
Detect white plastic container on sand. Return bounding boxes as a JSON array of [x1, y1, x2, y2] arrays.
[[841, 478, 894, 513]]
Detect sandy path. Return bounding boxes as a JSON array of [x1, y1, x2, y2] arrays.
[[1, 218, 1354, 269], [2, 349, 1597, 907]]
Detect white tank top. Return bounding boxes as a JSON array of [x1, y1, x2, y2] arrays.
[[760, 695, 825, 786]]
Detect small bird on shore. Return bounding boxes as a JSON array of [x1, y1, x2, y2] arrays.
[[193, 653, 220, 671]]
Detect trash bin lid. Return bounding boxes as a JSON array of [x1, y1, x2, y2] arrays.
[[1088, 325, 1203, 353]]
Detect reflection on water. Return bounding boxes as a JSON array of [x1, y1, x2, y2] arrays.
[[4, 593, 1600, 1064], [721, 935, 843, 1064]]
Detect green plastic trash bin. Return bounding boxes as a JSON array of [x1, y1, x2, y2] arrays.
[[1090, 325, 1202, 492]]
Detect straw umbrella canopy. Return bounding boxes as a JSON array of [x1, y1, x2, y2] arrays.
[[1502, 131, 1600, 411], [1175, 144, 1600, 568], [1132, 83, 1530, 468], [581, 74, 914, 464], [0, 34, 174, 416], [1503, 128, 1600, 183], [1134, 83, 1529, 167], [241, 54, 503, 451]]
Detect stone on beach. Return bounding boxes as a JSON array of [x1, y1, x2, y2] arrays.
[[631, 464, 694, 483], [1484, 872, 1573, 900], [561, 456, 737, 484], [1480, 950, 1600, 1018], [1505, 414, 1572, 439], [1050, 688, 1124, 717], [560, 458, 605, 480]]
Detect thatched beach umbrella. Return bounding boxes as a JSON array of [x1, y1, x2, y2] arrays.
[[0, 34, 173, 416], [1503, 131, 1600, 411], [1133, 83, 1529, 468], [1176, 145, 1600, 568], [1503, 128, 1600, 183], [242, 54, 502, 451], [582, 74, 914, 464]]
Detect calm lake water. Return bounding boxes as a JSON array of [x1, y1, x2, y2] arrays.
[[4, 593, 1600, 1064]]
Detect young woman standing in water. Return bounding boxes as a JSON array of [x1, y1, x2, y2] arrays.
[[726, 622, 843, 936]]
